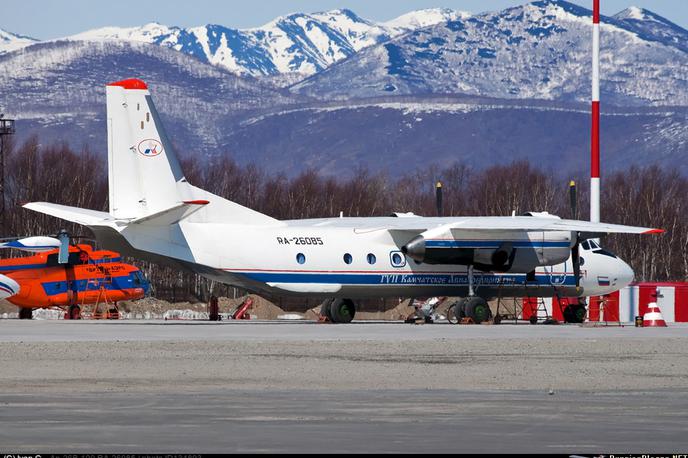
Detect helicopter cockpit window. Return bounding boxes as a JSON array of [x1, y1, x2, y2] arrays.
[[132, 271, 145, 286]]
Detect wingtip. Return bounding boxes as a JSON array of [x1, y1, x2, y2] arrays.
[[643, 228, 665, 234]]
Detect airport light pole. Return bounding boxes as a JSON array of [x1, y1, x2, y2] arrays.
[[0, 114, 15, 236]]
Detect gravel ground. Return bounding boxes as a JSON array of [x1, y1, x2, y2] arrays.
[[1, 321, 686, 453], [1, 321, 686, 394]]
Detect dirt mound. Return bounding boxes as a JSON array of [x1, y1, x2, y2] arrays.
[[220, 295, 287, 320]]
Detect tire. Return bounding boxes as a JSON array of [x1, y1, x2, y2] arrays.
[[446, 299, 466, 324], [455, 299, 468, 320], [18, 308, 33, 320], [563, 304, 586, 324], [463, 297, 491, 324], [330, 298, 356, 324], [69, 305, 81, 320], [446, 305, 459, 324]]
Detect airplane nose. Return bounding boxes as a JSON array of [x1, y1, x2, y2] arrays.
[[616, 258, 635, 289]]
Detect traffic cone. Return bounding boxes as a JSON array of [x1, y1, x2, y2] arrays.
[[643, 302, 667, 327]]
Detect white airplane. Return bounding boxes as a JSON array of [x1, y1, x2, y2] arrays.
[[24, 79, 663, 323]]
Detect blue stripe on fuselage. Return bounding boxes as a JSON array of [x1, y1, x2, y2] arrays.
[[40, 273, 136, 296], [234, 271, 576, 287]]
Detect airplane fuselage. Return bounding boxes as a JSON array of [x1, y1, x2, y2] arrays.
[[96, 217, 634, 300]]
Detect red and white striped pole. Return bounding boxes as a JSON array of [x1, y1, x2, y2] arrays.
[[590, 0, 600, 223]]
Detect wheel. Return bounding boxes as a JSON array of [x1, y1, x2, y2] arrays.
[[563, 304, 586, 323], [330, 298, 356, 324], [493, 314, 502, 325], [446, 299, 466, 324], [68, 305, 81, 320], [446, 305, 459, 324], [463, 297, 491, 324], [320, 299, 334, 322], [18, 308, 33, 320]]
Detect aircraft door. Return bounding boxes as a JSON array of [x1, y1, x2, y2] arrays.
[[544, 260, 568, 286]]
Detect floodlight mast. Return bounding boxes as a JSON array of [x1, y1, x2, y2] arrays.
[[0, 115, 16, 235]]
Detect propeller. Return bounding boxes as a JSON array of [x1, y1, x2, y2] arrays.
[[435, 181, 443, 217], [0, 236, 62, 253], [0, 230, 94, 265], [569, 180, 581, 289]]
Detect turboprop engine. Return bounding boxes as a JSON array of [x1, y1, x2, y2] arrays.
[[401, 224, 573, 273]]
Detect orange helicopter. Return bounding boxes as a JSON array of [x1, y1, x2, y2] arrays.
[[0, 233, 150, 319]]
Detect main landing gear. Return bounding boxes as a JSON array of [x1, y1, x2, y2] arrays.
[[447, 265, 493, 325], [321, 298, 356, 323], [447, 297, 492, 324], [18, 307, 33, 320]]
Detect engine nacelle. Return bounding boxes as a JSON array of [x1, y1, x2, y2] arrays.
[[402, 231, 573, 273]]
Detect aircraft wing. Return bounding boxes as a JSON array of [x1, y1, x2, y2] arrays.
[[371, 216, 664, 237]]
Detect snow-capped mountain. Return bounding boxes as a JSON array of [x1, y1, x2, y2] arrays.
[[2, 8, 466, 77], [0, 28, 38, 54], [1, 1, 687, 178], [384, 8, 470, 30], [292, 0, 688, 106], [0, 39, 296, 154], [613, 6, 688, 53]]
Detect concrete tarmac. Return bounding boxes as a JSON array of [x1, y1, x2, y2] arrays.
[[1, 320, 687, 453]]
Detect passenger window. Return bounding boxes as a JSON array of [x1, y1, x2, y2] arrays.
[[390, 251, 406, 268], [343, 253, 353, 265], [367, 253, 376, 265], [296, 253, 306, 264]]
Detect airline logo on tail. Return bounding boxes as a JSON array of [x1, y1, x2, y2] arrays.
[[138, 139, 163, 157]]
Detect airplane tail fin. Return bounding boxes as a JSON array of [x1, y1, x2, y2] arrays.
[[106, 79, 277, 225]]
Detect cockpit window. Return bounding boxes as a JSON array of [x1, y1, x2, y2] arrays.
[[593, 248, 618, 259], [46, 252, 89, 266], [590, 240, 600, 249], [581, 240, 591, 250]]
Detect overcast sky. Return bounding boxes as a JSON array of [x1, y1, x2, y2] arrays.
[[2, 0, 686, 40]]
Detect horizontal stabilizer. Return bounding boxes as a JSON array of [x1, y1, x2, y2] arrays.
[[130, 200, 209, 226], [23, 202, 113, 226]]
